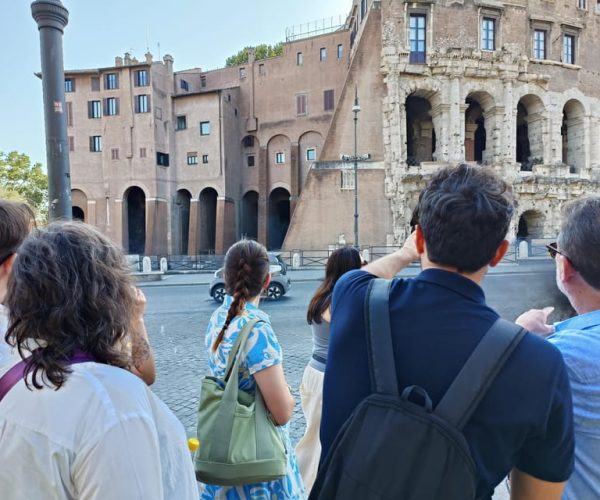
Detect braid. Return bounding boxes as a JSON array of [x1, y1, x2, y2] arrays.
[[212, 258, 251, 352]]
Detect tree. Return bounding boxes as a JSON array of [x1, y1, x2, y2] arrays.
[[225, 43, 284, 67], [0, 151, 48, 220]]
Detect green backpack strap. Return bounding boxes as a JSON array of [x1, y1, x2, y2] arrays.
[[210, 318, 271, 463]]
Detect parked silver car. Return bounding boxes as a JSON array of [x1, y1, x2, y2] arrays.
[[209, 253, 291, 302]]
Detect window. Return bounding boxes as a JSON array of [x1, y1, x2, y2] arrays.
[[135, 69, 149, 87], [563, 34, 575, 64], [65, 78, 75, 92], [104, 73, 118, 90], [68, 136, 74, 152], [324, 89, 335, 111], [337, 44, 343, 60], [140, 147, 147, 158], [176, 115, 187, 130], [597, 0, 600, 14], [259, 63, 265, 75], [239, 67, 246, 79], [320, 48, 327, 61], [187, 153, 198, 165], [306, 148, 316, 161], [90, 76, 100, 91], [156, 152, 169, 166], [579, 0, 587, 8], [88, 100, 101, 119], [202, 154, 209, 164], [111, 148, 119, 160], [533, 30, 546, 60], [296, 94, 307, 116], [201, 75, 207, 88], [361, 0, 367, 21], [89, 136, 102, 153], [275, 152, 285, 164], [135, 94, 150, 113], [341, 170, 355, 190], [247, 155, 255, 167], [481, 18, 496, 51], [409, 14, 427, 64], [104, 97, 119, 116], [66, 101, 73, 127], [200, 121, 210, 135], [180, 79, 189, 91], [243, 136, 255, 148], [297, 52, 303, 66]]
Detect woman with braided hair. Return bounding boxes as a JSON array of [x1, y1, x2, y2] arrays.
[[200, 239, 306, 499]]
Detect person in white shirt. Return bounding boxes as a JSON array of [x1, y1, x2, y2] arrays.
[[0, 221, 197, 500]]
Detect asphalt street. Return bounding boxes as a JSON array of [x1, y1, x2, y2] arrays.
[[141, 263, 564, 500]]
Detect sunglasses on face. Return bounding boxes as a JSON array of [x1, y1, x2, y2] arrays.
[[546, 242, 576, 268]]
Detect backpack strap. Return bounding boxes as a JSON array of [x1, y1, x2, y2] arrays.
[[365, 278, 399, 396], [435, 318, 526, 430]]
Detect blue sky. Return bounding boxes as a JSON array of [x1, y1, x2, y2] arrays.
[[1, 0, 350, 167]]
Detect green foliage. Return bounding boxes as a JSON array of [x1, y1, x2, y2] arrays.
[[0, 151, 48, 221], [225, 43, 284, 67]]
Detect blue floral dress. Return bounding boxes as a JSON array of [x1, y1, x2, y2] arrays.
[[199, 296, 306, 500]]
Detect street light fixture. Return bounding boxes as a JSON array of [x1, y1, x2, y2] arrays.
[[31, 0, 73, 221], [341, 86, 370, 248]]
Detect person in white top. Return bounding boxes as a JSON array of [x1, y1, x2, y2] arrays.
[[0, 221, 197, 500]]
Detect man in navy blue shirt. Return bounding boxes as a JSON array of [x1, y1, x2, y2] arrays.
[[321, 165, 574, 499]]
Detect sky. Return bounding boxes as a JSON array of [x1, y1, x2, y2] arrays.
[[0, 0, 351, 167]]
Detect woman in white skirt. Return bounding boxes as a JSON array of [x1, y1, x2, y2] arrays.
[[295, 247, 363, 491]]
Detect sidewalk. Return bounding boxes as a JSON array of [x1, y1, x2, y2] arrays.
[[136, 260, 554, 287]]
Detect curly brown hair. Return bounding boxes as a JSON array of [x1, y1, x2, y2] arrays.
[[5, 221, 135, 389], [212, 239, 270, 352]]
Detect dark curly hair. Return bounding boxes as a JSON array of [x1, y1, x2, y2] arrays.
[[5, 221, 135, 389], [212, 239, 269, 352]]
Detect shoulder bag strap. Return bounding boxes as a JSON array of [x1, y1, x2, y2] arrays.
[[435, 318, 527, 430], [223, 318, 263, 383], [0, 351, 95, 403], [365, 278, 399, 396]]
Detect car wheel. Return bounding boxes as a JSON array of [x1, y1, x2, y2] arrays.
[[266, 282, 285, 300], [211, 285, 226, 303]]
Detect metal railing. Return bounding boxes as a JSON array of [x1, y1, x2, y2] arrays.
[[285, 16, 346, 42]]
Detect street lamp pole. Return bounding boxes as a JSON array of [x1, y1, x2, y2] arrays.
[[352, 87, 361, 249], [31, 0, 72, 221]]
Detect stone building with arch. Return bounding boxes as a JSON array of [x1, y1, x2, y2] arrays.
[[63, 0, 600, 254]]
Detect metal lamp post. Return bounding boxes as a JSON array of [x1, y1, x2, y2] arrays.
[[352, 89, 361, 248], [31, 0, 72, 221]]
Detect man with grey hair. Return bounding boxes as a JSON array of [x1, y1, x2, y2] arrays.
[[517, 196, 600, 500]]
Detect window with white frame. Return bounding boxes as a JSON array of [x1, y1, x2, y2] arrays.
[[64, 78, 75, 92], [176, 115, 187, 130], [104, 97, 119, 116], [135, 94, 150, 113], [89, 136, 102, 153], [104, 73, 118, 90], [320, 48, 327, 61], [200, 121, 210, 135], [135, 69, 149, 87], [297, 52, 303, 65], [88, 100, 101, 119], [563, 34, 575, 64], [202, 154, 209, 164], [578, 0, 587, 9], [306, 148, 316, 161], [337, 44, 343, 59], [409, 14, 427, 64], [187, 153, 198, 165], [533, 30, 546, 59], [481, 18, 496, 51], [275, 152, 285, 164]]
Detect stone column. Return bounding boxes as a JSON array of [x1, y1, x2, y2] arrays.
[[430, 104, 450, 162], [114, 199, 124, 250], [257, 146, 269, 246], [464, 123, 477, 162], [449, 78, 464, 162], [187, 199, 199, 255], [215, 197, 236, 254], [501, 81, 514, 164], [87, 199, 97, 226], [146, 198, 168, 255], [290, 142, 300, 215]]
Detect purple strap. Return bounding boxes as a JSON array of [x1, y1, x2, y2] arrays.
[[0, 351, 95, 403]]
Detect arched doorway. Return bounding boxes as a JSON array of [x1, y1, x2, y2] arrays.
[[72, 206, 85, 221], [240, 191, 259, 240], [517, 210, 545, 239], [464, 97, 487, 163], [199, 188, 218, 253], [516, 94, 545, 170], [175, 189, 192, 255], [124, 187, 146, 255], [268, 188, 290, 250], [562, 99, 586, 173], [405, 94, 436, 165]]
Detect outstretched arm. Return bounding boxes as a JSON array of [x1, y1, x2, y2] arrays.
[[363, 232, 418, 279]]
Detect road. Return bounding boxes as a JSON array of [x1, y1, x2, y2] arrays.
[[141, 263, 566, 499]]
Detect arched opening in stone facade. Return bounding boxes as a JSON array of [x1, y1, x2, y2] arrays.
[[71, 189, 87, 222], [562, 99, 586, 174], [268, 187, 290, 250], [174, 189, 192, 255], [464, 96, 489, 163], [517, 210, 545, 239], [240, 190, 259, 240], [123, 186, 146, 255], [405, 94, 436, 165], [198, 188, 218, 253], [516, 95, 545, 171]]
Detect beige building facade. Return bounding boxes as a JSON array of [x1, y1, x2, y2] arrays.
[[64, 0, 600, 254]]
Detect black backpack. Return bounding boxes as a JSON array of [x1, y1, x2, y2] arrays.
[[310, 278, 526, 500]]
